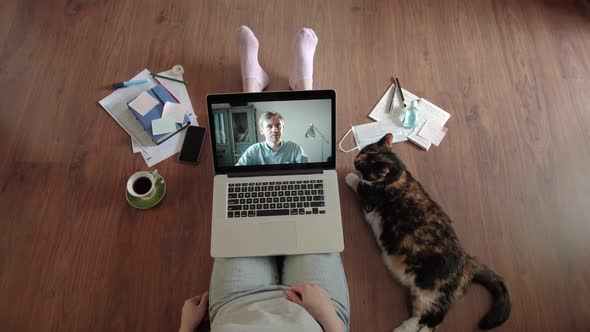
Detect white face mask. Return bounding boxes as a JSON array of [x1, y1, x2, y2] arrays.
[[339, 121, 408, 153]]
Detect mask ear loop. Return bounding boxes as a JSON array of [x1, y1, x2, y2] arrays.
[[338, 128, 359, 153]]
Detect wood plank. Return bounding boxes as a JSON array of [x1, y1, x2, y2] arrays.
[[1, 0, 589, 331]]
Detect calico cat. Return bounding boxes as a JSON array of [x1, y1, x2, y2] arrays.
[[345, 133, 511, 332]]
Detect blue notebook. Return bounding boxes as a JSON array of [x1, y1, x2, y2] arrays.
[[127, 84, 190, 144]]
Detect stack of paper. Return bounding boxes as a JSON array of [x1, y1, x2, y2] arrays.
[[98, 68, 198, 166], [368, 83, 450, 150]]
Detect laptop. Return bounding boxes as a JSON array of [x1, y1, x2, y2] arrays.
[[207, 90, 344, 257]]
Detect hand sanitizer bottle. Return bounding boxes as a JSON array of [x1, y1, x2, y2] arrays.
[[402, 99, 420, 128]]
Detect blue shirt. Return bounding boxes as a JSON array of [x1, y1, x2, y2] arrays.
[[236, 141, 308, 166]]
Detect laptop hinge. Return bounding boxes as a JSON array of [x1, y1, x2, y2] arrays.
[[227, 168, 324, 178]]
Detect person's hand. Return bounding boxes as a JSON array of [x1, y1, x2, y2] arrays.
[[285, 284, 343, 332], [179, 292, 209, 332]]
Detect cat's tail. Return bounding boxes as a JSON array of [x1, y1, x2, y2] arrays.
[[472, 263, 511, 330]]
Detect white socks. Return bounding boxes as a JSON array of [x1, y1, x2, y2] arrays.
[[236, 26, 269, 91], [289, 28, 318, 90], [236, 26, 318, 91]]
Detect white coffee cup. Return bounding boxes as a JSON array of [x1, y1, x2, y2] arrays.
[[127, 170, 160, 199]]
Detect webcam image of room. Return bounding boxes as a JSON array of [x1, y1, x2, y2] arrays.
[[211, 99, 332, 167]]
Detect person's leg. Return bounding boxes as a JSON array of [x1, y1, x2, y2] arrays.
[[282, 253, 350, 331], [289, 28, 318, 91], [209, 256, 279, 320], [236, 26, 269, 92]]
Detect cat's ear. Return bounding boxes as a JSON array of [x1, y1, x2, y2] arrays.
[[378, 133, 393, 146]]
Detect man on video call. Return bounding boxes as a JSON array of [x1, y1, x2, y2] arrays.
[[236, 112, 309, 166]]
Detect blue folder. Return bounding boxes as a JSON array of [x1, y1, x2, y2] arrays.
[[127, 84, 190, 144]]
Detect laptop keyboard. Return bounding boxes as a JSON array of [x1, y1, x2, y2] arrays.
[[226, 180, 325, 218]]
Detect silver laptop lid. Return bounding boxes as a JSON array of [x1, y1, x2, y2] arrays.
[[207, 90, 336, 175]]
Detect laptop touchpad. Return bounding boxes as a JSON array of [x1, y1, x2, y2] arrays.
[[259, 221, 297, 253]]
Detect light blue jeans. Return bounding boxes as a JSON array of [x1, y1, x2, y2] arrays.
[[209, 253, 350, 331]]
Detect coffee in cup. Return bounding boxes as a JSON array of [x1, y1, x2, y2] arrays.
[[126, 170, 160, 199]]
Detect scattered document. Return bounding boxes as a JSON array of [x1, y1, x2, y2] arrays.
[[367, 83, 450, 150], [418, 120, 448, 146], [152, 118, 177, 135], [98, 67, 198, 167], [98, 71, 160, 149], [162, 102, 188, 123], [129, 91, 159, 116]]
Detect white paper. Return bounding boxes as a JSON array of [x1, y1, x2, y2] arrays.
[[99, 68, 198, 167], [152, 118, 177, 135], [132, 139, 141, 153], [418, 120, 448, 146], [162, 102, 187, 123], [140, 141, 179, 167], [408, 123, 432, 150], [128, 91, 159, 116]]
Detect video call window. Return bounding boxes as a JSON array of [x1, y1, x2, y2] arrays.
[[211, 99, 332, 167]]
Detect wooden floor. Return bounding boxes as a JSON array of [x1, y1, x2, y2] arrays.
[[1, 0, 589, 331]]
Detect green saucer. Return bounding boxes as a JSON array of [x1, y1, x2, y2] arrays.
[[126, 175, 166, 209]]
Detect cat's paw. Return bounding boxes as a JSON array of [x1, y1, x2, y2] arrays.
[[393, 317, 429, 332], [345, 173, 360, 189]]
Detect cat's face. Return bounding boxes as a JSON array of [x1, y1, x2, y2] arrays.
[[353, 133, 405, 181]]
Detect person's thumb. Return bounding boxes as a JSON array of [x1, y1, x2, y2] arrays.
[[196, 292, 209, 314], [285, 289, 304, 306], [190, 295, 202, 305]]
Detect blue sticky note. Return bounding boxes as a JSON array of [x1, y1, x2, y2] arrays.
[[152, 118, 177, 135]]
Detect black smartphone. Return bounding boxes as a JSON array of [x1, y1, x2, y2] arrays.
[[178, 126, 207, 165]]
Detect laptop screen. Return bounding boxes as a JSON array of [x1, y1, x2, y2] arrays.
[[207, 90, 335, 174]]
